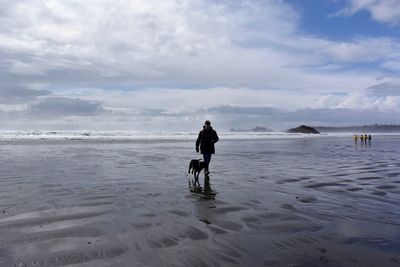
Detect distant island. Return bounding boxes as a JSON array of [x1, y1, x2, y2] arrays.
[[287, 125, 319, 134], [229, 124, 400, 133], [315, 124, 400, 133], [287, 125, 320, 134], [230, 126, 274, 132]]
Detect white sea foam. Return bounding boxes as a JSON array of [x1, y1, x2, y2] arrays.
[[0, 130, 310, 141], [0, 131, 397, 141]]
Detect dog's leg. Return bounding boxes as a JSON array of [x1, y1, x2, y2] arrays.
[[194, 171, 199, 186], [188, 161, 192, 174]]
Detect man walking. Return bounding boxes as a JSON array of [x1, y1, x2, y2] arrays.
[[196, 120, 219, 174]]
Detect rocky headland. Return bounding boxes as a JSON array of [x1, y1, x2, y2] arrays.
[[287, 125, 320, 134]]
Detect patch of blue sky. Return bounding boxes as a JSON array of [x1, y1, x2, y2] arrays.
[[289, 0, 400, 40]]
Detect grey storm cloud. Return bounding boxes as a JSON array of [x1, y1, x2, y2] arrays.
[[0, 85, 51, 104], [27, 97, 105, 117], [366, 81, 400, 97]]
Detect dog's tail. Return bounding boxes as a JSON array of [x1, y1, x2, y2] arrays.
[[188, 161, 192, 174]]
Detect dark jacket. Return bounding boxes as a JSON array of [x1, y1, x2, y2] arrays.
[[196, 127, 219, 154]]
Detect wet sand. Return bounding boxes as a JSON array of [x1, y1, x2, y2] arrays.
[[0, 136, 400, 266]]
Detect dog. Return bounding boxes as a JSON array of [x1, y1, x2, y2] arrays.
[[188, 159, 206, 186]]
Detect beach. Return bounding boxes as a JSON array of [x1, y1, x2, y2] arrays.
[[0, 134, 400, 266]]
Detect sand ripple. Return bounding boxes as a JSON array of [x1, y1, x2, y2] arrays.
[[1, 137, 400, 266]]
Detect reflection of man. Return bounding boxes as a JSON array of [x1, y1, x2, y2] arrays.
[[196, 120, 219, 174]]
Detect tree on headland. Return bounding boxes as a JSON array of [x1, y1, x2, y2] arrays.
[[315, 124, 400, 133]]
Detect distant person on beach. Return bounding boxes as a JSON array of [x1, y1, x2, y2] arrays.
[[368, 134, 372, 142], [364, 134, 368, 143], [360, 134, 364, 142], [196, 120, 219, 175], [354, 135, 358, 143]]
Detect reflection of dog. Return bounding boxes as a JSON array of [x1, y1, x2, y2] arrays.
[[188, 159, 205, 185]]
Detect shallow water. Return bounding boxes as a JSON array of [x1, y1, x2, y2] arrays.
[[0, 136, 399, 266]]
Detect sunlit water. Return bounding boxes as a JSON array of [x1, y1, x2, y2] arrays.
[[0, 135, 399, 266]]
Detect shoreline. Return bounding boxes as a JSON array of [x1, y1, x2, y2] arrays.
[[0, 131, 399, 142]]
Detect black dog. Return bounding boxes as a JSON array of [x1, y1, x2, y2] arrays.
[[188, 159, 205, 185]]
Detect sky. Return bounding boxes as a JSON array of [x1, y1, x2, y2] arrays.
[[0, 0, 400, 131]]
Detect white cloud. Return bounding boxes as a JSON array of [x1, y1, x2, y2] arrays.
[[338, 0, 400, 25], [310, 81, 400, 112], [0, 0, 399, 130], [0, 0, 299, 84], [0, 0, 397, 86], [324, 38, 399, 62]]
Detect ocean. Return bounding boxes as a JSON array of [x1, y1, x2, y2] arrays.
[[0, 132, 399, 266]]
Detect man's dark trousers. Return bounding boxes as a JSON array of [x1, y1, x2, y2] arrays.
[[203, 153, 211, 173]]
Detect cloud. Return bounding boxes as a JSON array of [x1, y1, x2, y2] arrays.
[[337, 0, 400, 25], [6, 60, 46, 76], [313, 83, 400, 112], [323, 38, 399, 63], [27, 97, 105, 117], [366, 81, 400, 96], [381, 60, 400, 71], [0, 85, 51, 104], [0, 99, 399, 131], [0, 0, 399, 130], [206, 105, 400, 129], [0, 0, 300, 85], [0, 82, 399, 132], [56, 86, 344, 116], [0, 0, 397, 89]]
